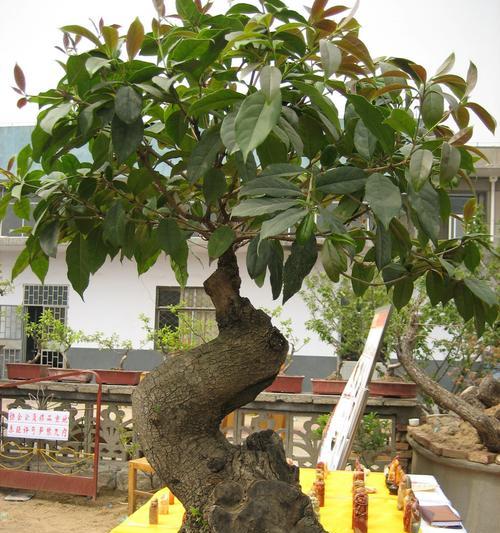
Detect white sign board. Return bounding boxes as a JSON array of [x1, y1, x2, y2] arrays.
[[317, 305, 392, 470], [7, 409, 70, 441]]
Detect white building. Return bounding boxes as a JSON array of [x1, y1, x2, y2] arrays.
[[0, 126, 499, 386]]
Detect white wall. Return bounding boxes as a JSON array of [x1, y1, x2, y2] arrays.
[[0, 239, 333, 357]]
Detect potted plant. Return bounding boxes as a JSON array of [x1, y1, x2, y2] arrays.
[[313, 412, 391, 469], [89, 332, 141, 385], [263, 307, 309, 393], [7, 309, 89, 381], [303, 275, 417, 397]]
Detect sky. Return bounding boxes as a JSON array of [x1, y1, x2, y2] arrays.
[[0, 0, 498, 145]]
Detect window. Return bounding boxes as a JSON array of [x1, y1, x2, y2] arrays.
[[23, 284, 69, 367], [155, 286, 217, 348], [0, 305, 22, 340]]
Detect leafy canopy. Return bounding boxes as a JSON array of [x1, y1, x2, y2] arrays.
[[1, 0, 498, 335]]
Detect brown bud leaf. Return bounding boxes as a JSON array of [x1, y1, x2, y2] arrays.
[[126, 17, 145, 61], [14, 63, 26, 93]]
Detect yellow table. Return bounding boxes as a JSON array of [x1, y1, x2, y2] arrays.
[[111, 470, 405, 533]]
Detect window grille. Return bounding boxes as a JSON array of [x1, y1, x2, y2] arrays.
[[23, 285, 68, 307], [0, 306, 22, 340], [0, 348, 22, 378], [155, 286, 217, 348]]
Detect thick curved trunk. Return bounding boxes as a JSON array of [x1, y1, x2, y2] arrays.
[[396, 311, 500, 453], [132, 250, 325, 532]]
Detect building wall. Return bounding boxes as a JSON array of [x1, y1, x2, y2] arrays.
[[0, 239, 333, 358]]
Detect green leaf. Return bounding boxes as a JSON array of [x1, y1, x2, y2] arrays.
[[31, 252, 49, 284], [409, 149, 434, 191], [454, 284, 474, 322], [464, 278, 497, 307], [240, 176, 303, 198], [260, 65, 282, 102], [422, 86, 444, 128], [351, 262, 375, 297], [61, 25, 101, 46], [283, 236, 317, 303], [296, 213, 315, 245], [186, 127, 224, 183], [463, 242, 480, 272], [188, 89, 244, 117], [354, 119, 377, 160], [12, 248, 30, 280], [393, 278, 414, 310], [170, 38, 212, 62], [260, 163, 305, 180], [103, 201, 126, 247], [384, 109, 416, 137], [426, 270, 444, 306], [235, 90, 281, 161], [375, 224, 391, 270], [268, 240, 284, 300], [39, 220, 59, 258], [40, 103, 72, 135], [408, 183, 440, 244], [319, 39, 342, 78], [465, 102, 497, 134], [293, 81, 340, 132], [278, 116, 303, 156], [246, 237, 271, 279], [156, 218, 186, 260], [208, 226, 235, 259], [85, 57, 111, 76], [321, 238, 347, 282], [115, 86, 142, 125], [111, 116, 144, 163], [365, 173, 401, 229], [231, 198, 300, 217], [439, 142, 461, 186], [256, 133, 287, 167], [260, 207, 307, 240], [203, 168, 227, 205], [348, 94, 394, 153], [0, 193, 11, 222], [126, 18, 145, 61], [66, 234, 90, 299], [316, 166, 366, 194], [220, 112, 238, 154], [87, 229, 107, 274], [473, 297, 486, 337], [176, 0, 201, 23], [13, 197, 30, 220]]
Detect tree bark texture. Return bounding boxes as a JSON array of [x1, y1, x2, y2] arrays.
[[132, 250, 325, 533], [396, 311, 500, 453]]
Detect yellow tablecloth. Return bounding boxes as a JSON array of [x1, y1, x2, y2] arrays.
[[111, 470, 406, 533]]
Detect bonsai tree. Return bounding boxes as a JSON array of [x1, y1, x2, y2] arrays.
[[139, 306, 216, 357], [1, 0, 498, 529], [89, 331, 134, 369], [313, 412, 390, 468], [264, 306, 310, 371], [302, 274, 392, 378], [23, 308, 86, 368]]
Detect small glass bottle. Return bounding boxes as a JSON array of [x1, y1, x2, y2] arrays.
[[149, 497, 159, 525]]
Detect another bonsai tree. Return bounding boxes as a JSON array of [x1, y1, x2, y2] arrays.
[[23, 308, 86, 368], [89, 331, 134, 370], [313, 412, 390, 468], [1, 0, 498, 529], [302, 274, 391, 378], [264, 306, 310, 371]]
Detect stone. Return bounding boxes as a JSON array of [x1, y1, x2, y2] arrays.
[[495, 455, 500, 465], [98, 468, 117, 490], [428, 442, 442, 456], [467, 451, 495, 464], [477, 375, 500, 408], [440, 447, 469, 460]]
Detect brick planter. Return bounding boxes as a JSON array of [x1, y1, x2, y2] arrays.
[[311, 379, 417, 398], [6, 363, 49, 380], [47, 368, 92, 383], [93, 369, 142, 385], [265, 375, 304, 393]]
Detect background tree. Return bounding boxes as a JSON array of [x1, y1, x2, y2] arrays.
[[0, 0, 498, 530]]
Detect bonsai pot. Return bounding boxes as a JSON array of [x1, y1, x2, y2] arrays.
[[47, 368, 92, 383], [311, 379, 346, 395], [265, 374, 304, 393], [93, 369, 142, 385], [6, 363, 49, 380], [311, 379, 417, 398]]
